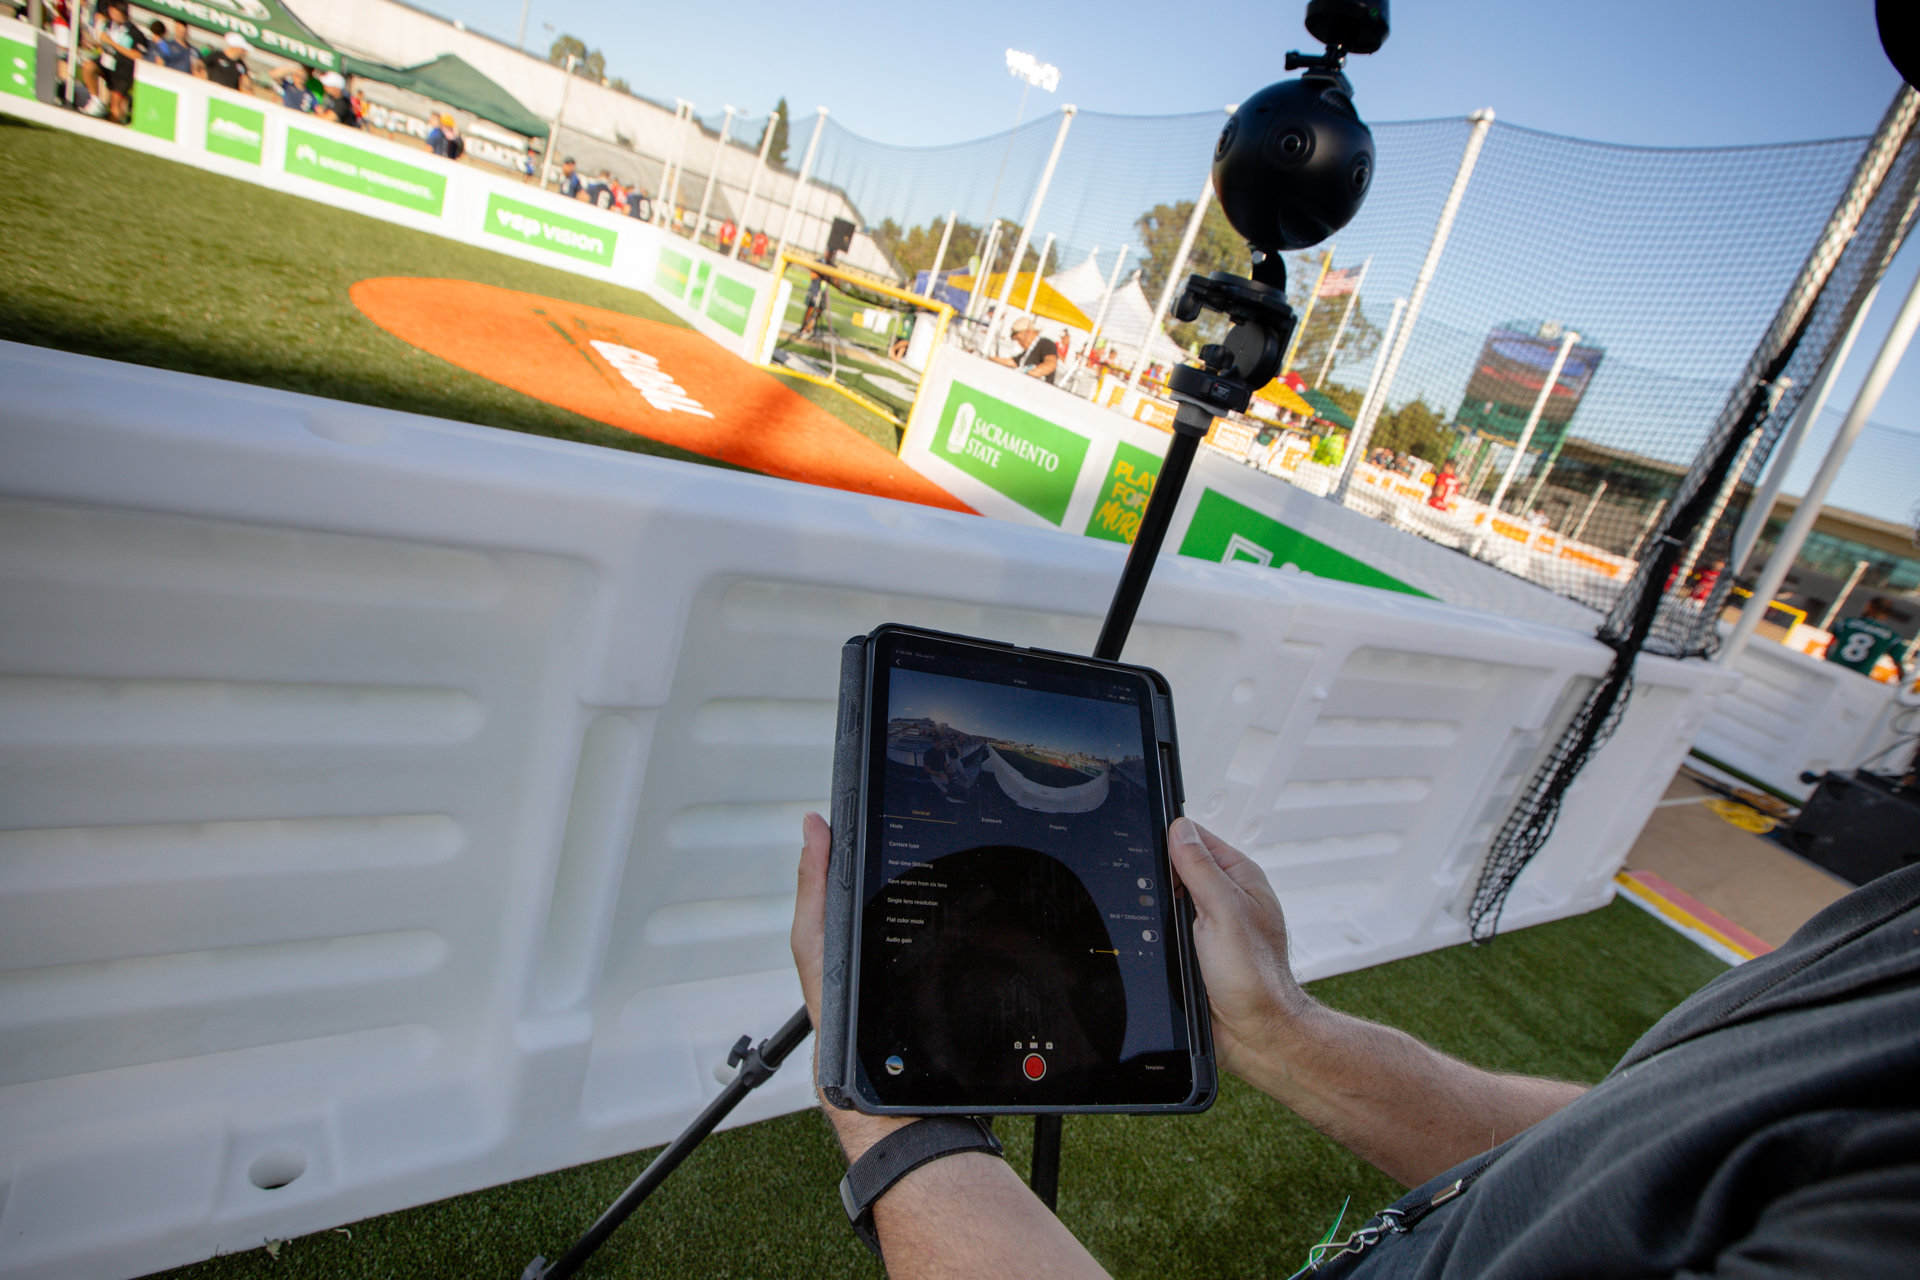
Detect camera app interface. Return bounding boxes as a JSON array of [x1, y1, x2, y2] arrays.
[[859, 638, 1190, 1107]]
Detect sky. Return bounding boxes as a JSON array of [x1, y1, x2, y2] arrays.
[[434, 0, 1919, 527]]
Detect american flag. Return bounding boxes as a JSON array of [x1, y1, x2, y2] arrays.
[[1316, 266, 1363, 297]]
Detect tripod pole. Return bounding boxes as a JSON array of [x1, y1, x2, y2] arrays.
[[1094, 424, 1204, 663], [1028, 410, 1208, 1210], [524, 1005, 814, 1280]]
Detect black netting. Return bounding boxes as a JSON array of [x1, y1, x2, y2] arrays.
[[1465, 94, 1920, 939]]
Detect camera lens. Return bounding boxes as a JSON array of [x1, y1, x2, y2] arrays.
[[1267, 123, 1314, 167], [1349, 152, 1372, 195], [1214, 116, 1238, 160]]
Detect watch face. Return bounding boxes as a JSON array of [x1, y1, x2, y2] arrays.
[[853, 630, 1194, 1109]]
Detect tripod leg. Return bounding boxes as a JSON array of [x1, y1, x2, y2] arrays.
[[525, 1005, 812, 1280], [1030, 1114, 1063, 1210]]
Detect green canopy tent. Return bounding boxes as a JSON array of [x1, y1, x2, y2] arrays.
[[133, 0, 341, 70], [1299, 387, 1355, 430], [341, 53, 549, 140]]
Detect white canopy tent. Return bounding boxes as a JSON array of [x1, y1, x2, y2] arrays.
[[1046, 251, 1187, 367]]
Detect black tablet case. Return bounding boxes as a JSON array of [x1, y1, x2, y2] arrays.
[[817, 629, 1217, 1114], [818, 635, 869, 1110]]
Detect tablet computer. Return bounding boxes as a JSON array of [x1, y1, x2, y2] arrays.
[[819, 624, 1215, 1115]]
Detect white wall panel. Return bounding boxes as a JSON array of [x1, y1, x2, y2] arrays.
[[0, 342, 1721, 1278]]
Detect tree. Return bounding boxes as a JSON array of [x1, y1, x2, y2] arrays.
[[1281, 252, 1383, 383], [1135, 199, 1246, 349], [1370, 397, 1453, 464], [762, 100, 791, 170], [870, 217, 1040, 288], [548, 34, 606, 81]]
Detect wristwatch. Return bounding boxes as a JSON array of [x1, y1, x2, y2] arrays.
[[838, 1116, 1003, 1258]]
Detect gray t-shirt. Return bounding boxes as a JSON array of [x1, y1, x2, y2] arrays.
[[1321, 863, 1920, 1277]]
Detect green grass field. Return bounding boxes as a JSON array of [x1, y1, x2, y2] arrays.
[[0, 115, 907, 464], [147, 898, 1724, 1280]]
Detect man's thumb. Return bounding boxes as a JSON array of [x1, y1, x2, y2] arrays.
[[1168, 817, 1236, 913]]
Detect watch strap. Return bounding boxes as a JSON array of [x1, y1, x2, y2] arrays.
[[838, 1116, 1002, 1258]]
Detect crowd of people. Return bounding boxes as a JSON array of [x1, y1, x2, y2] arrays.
[[30, 0, 376, 135]]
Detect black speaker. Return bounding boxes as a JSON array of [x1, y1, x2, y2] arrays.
[[1782, 770, 1920, 887], [825, 217, 856, 264]]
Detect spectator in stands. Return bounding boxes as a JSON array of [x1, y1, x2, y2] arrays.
[[1427, 460, 1459, 512], [557, 157, 586, 200], [276, 65, 314, 113], [94, 2, 146, 124], [751, 230, 769, 262], [586, 168, 615, 208], [427, 112, 463, 157], [199, 32, 251, 95], [624, 185, 653, 221], [1825, 596, 1905, 675], [719, 220, 738, 253], [993, 319, 1059, 383], [318, 73, 360, 128], [519, 142, 539, 182], [147, 20, 192, 74]]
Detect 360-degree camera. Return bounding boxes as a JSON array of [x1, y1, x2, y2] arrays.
[[1163, 1, 1388, 441]]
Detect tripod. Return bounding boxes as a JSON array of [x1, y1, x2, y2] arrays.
[[522, 264, 1295, 1278]]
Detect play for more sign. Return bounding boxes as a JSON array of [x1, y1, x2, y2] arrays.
[[483, 194, 615, 268], [934, 382, 1089, 526]]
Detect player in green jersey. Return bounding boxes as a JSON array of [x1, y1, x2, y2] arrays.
[[1825, 596, 1906, 676]]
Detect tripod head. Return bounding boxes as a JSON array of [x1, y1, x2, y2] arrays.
[[1163, 1, 1388, 436]]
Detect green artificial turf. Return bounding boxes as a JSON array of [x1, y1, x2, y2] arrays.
[[147, 898, 1726, 1280], [0, 114, 748, 471]]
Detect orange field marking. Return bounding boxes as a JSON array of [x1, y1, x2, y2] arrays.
[[350, 277, 974, 513]]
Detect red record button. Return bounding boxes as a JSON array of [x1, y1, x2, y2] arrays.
[[1022, 1053, 1047, 1081]]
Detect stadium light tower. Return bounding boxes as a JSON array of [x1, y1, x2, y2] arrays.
[[979, 49, 1061, 296]]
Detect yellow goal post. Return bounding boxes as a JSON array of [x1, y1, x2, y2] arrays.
[[756, 252, 955, 437]]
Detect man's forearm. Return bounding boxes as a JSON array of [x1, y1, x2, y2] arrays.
[[824, 1108, 1110, 1279], [1232, 998, 1585, 1188]]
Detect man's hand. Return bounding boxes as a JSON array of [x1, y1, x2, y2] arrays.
[[1169, 817, 1588, 1187], [789, 814, 1111, 1279], [1165, 817, 1311, 1079]]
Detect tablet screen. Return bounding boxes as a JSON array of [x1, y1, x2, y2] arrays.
[[855, 630, 1193, 1109]]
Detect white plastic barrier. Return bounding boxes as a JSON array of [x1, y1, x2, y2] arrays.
[[0, 341, 1716, 1278], [1694, 637, 1900, 799], [0, 25, 775, 359], [901, 351, 1602, 632]]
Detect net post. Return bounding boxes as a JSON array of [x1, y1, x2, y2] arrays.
[[986, 107, 1078, 351], [692, 106, 735, 252], [773, 109, 828, 266], [1332, 108, 1495, 505], [1127, 170, 1217, 399], [731, 110, 778, 261]]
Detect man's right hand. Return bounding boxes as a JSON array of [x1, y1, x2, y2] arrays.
[[1165, 817, 1311, 1080], [1167, 817, 1587, 1187]]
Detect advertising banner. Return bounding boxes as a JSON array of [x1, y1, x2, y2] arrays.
[[2, 31, 33, 100], [1178, 488, 1427, 597], [1084, 441, 1160, 544], [656, 248, 691, 299], [285, 127, 445, 216], [482, 193, 616, 267], [205, 97, 264, 163], [932, 381, 1090, 526], [705, 274, 754, 337], [131, 81, 177, 141]]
